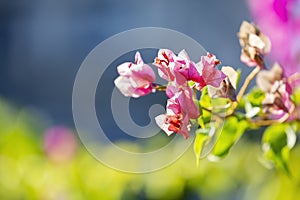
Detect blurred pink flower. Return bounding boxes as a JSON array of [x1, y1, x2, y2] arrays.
[[256, 63, 294, 119], [43, 126, 78, 163], [248, 0, 300, 76], [256, 63, 285, 91], [114, 52, 156, 98], [262, 80, 294, 119]]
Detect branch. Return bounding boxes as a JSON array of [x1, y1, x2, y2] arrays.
[[155, 85, 167, 91], [237, 66, 261, 101], [226, 66, 260, 116], [248, 103, 296, 126]]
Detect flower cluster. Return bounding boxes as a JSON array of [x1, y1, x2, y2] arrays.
[[115, 49, 230, 138], [114, 20, 300, 173], [238, 21, 299, 122], [257, 63, 294, 120]]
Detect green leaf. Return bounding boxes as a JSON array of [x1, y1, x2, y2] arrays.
[[210, 97, 230, 115], [199, 87, 229, 122], [193, 129, 209, 167], [247, 88, 265, 107], [199, 87, 212, 126], [197, 115, 205, 129], [210, 117, 249, 160], [199, 87, 211, 108], [262, 124, 297, 175]]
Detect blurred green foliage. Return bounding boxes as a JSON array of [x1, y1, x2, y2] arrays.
[[211, 117, 249, 159], [1, 98, 300, 200]]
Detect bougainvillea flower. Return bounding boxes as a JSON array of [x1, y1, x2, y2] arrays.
[[256, 63, 294, 118], [257, 62, 295, 94], [166, 85, 200, 119], [262, 80, 294, 119], [194, 53, 226, 90], [154, 49, 203, 85], [248, 0, 300, 76], [207, 66, 238, 101], [114, 52, 156, 98], [155, 50, 225, 89], [156, 84, 200, 138], [155, 95, 194, 139], [256, 63, 284, 92], [154, 49, 176, 82], [172, 50, 204, 84], [238, 21, 271, 67]]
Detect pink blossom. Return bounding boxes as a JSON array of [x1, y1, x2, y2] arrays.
[[166, 85, 200, 119], [173, 50, 204, 84], [154, 49, 201, 85], [194, 53, 226, 90], [154, 49, 176, 82], [155, 85, 200, 138], [114, 52, 156, 98], [155, 98, 188, 138], [155, 97, 191, 139], [154, 50, 225, 89], [248, 0, 300, 76]]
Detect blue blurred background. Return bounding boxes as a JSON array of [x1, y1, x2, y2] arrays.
[[0, 0, 251, 126]]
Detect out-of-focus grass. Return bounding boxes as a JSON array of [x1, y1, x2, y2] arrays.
[[0, 98, 300, 200]]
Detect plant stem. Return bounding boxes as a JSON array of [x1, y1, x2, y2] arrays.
[[202, 106, 212, 112], [248, 103, 295, 126], [237, 66, 260, 101], [226, 66, 260, 116], [155, 85, 167, 91], [193, 88, 197, 100]]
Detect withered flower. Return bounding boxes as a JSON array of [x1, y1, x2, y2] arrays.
[[256, 63, 284, 92], [257, 63, 293, 119], [238, 21, 271, 68]]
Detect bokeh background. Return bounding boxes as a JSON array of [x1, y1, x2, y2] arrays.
[[0, 0, 252, 127], [1, 0, 300, 199]]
